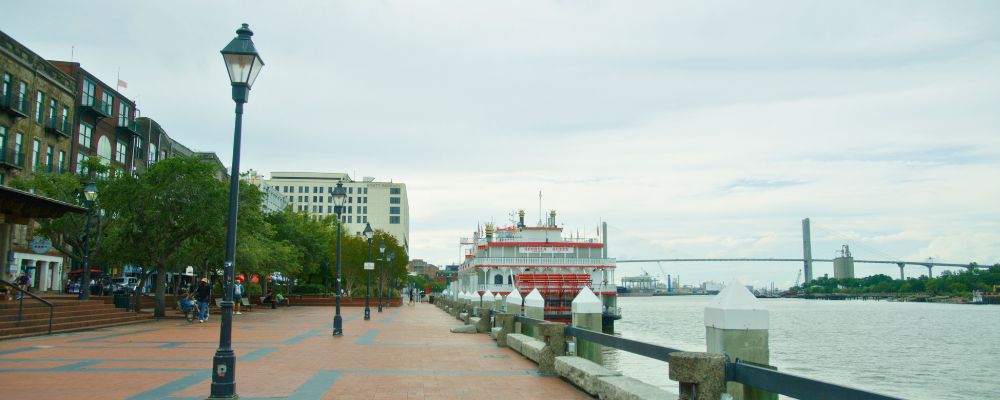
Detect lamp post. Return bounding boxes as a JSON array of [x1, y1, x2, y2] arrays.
[[212, 23, 263, 399], [78, 182, 97, 301], [331, 182, 347, 336], [387, 250, 395, 305], [378, 241, 386, 312], [362, 223, 373, 320]]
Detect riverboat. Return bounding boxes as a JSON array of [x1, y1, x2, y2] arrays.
[[449, 210, 621, 326]]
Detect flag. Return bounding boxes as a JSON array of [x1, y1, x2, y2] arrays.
[[117, 79, 128, 89]]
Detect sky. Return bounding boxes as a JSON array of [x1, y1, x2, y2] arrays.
[[3, 1, 999, 289]]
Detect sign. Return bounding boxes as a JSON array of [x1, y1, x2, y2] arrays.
[[518, 246, 573, 254], [364, 262, 374, 270], [30, 236, 52, 254]]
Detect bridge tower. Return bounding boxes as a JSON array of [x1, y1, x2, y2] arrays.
[[802, 218, 813, 283]]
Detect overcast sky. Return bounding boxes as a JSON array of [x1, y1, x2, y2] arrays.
[[4, 1, 998, 288]]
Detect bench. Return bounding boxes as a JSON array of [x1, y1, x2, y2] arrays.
[[260, 295, 290, 308], [240, 297, 253, 312]]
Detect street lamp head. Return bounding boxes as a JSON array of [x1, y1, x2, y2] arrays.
[[362, 223, 373, 240], [379, 241, 386, 254], [221, 23, 264, 90], [388, 250, 395, 262], [83, 181, 98, 203], [332, 182, 347, 207]]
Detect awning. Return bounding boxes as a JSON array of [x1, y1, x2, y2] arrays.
[[68, 268, 103, 274], [0, 185, 86, 224]]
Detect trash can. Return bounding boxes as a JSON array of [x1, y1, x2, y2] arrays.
[[114, 293, 130, 310]]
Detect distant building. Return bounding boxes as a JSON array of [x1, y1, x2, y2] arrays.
[[407, 259, 439, 280], [265, 172, 409, 251], [244, 169, 288, 213]]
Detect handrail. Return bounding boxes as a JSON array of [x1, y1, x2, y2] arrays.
[[516, 314, 902, 399], [1, 278, 55, 334]]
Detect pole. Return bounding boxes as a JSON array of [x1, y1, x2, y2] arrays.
[[333, 211, 343, 336], [364, 237, 371, 320], [211, 84, 246, 398], [378, 247, 384, 313], [79, 202, 92, 300]]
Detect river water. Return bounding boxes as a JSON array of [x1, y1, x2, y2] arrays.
[[602, 296, 1000, 400]]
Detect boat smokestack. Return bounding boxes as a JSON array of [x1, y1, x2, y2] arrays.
[[485, 223, 494, 242], [549, 210, 557, 227], [518, 209, 526, 229], [602, 221, 608, 258]]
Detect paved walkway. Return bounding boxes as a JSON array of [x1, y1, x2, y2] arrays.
[[0, 302, 590, 399]]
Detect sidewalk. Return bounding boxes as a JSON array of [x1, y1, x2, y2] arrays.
[[0, 302, 590, 399]]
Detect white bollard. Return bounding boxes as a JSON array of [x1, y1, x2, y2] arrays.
[[571, 286, 604, 364], [523, 288, 545, 338], [704, 279, 771, 400]]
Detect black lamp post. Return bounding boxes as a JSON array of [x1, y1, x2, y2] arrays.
[[78, 181, 97, 301], [212, 23, 263, 400], [387, 250, 395, 305], [362, 223, 373, 320], [378, 241, 386, 312], [331, 182, 347, 336]]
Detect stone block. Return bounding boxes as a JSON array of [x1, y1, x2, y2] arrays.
[[470, 317, 481, 328], [594, 375, 677, 400], [450, 324, 478, 334], [506, 333, 528, 353], [521, 337, 545, 363], [490, 326, 502, 340], [459, 312, 469, 323], [555, 356, 621, 395]]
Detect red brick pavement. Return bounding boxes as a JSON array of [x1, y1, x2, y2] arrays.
[[0, 303, 591, 399]]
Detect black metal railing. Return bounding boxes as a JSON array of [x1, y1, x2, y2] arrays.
[[0, 148, 26, 168], [80, 98, 111, 118], [513, 315, 903, 400], [1, 279, 54, 335], [45, 116, 70, 136], [0, 91, 30, 118]]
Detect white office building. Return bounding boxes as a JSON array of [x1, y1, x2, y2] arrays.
[[244, 170, 289, 213], [265, 172, 409, 251]]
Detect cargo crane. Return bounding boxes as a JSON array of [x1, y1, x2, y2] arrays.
[[794, 269, 802, 288]]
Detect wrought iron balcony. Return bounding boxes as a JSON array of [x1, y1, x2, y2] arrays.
[[0, 92, 30, 119], [80, 98, 112, 119], [45, 116, 71, 137], [0, 148, 26, 169], [116, 120, 140, 135]]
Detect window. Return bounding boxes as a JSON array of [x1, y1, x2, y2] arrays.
[[363, 216, 368, 223], [288, 196, 293, 202], [34, 91, 44, 124], [0, 126, 6, 155], [390, 197, 400, 204], [348, 216, 353, 223], [60, 105, 68, 131], [348, 196, 353, 204], [82, 79, 96, 106], [118, 102, 131, 126], [14, 132, 23, 162], [363, 206, 368, 214], [390, 206, 400, 215], [494, 274, 504, 285], [76, 152, 86, 174], [348, 206, 352, 214], [135, 137, 144, 159], [328, 206, 332, 213], [58, 151, 65, 173], [101, 91, 113, 115], [97, 136, 112, 164], [1, 74, 9, 101], [148, 142, 157, 164], [45, 146, 53, 172], [115, 140, 127, 164], [78, 123, 93, 147], [16, 82, 26, 110], [48, 99, 57, 126], [349, 187, 353, 194], [390, 187, 401, 195], [390, 216, 400, 224]]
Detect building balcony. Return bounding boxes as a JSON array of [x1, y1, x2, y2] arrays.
[[116, 120, 140, 135], [80, 98, 112, 119], [477, 284, 515, 293], [0, 92, 30, 120], [0, 149, 26, 169], [45, 116, 71, 138]]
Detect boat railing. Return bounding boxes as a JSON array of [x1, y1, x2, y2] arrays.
[[467, 257, 615, 268]]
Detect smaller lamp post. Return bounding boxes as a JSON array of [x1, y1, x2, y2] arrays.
[[331, 182, 347, 336], [362, 223, 374, 321], [387, 250, 395, 305], [79, 182, 98, 301], [378, 241, 386, 312]]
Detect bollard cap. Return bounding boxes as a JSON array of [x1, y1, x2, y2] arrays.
[[494, 293, 502, 301], [483, 289, 493, 300], [506, 288, 523, 304], [572, 286, 602, 314], [704, 279, 769, 330], [524, 288, 545, 308]]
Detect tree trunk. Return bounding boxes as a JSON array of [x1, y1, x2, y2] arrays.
[[133, 270, 152, 313], [154, 265, 167, 318]]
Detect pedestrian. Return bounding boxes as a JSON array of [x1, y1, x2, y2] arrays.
[[196, 278, 211, 323], [233, 277, 244, 315], [16, 272, 29, 299]]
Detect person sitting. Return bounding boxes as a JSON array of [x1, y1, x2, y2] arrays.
[[179, 290, 200, 317], [263, 288, 277, 309], [276, 292, 289, 306]]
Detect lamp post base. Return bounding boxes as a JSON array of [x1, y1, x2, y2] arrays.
[[209, 349, 237, 399], [364, 307, 370, 320], [333, 314, 343, 336]]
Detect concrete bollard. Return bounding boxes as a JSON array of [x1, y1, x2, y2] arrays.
[[495, 313, 514, 347], [523, 288, 545, 338], [668, 352, 726, 400], [482, 289, 493, 309], [536, 322, 566, 375], [571, 286, 604, 364], [506, 289, 523, 333], [494, 293, 503, 311], [477, 308, 491, 333], [704, 279, 774, 400]]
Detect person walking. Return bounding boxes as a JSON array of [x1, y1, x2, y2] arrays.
[[196, 278, 212, 323], [233, 277, 244, 315]]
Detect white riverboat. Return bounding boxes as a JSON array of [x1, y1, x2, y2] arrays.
[[449, 210, 621, 325]]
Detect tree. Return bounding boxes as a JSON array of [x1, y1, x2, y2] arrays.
[[100, 156, 227, 317]]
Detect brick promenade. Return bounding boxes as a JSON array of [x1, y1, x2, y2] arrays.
[[0, 302, 590, 399]]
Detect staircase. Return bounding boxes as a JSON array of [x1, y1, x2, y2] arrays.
[[0, 297, 150, 340]]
